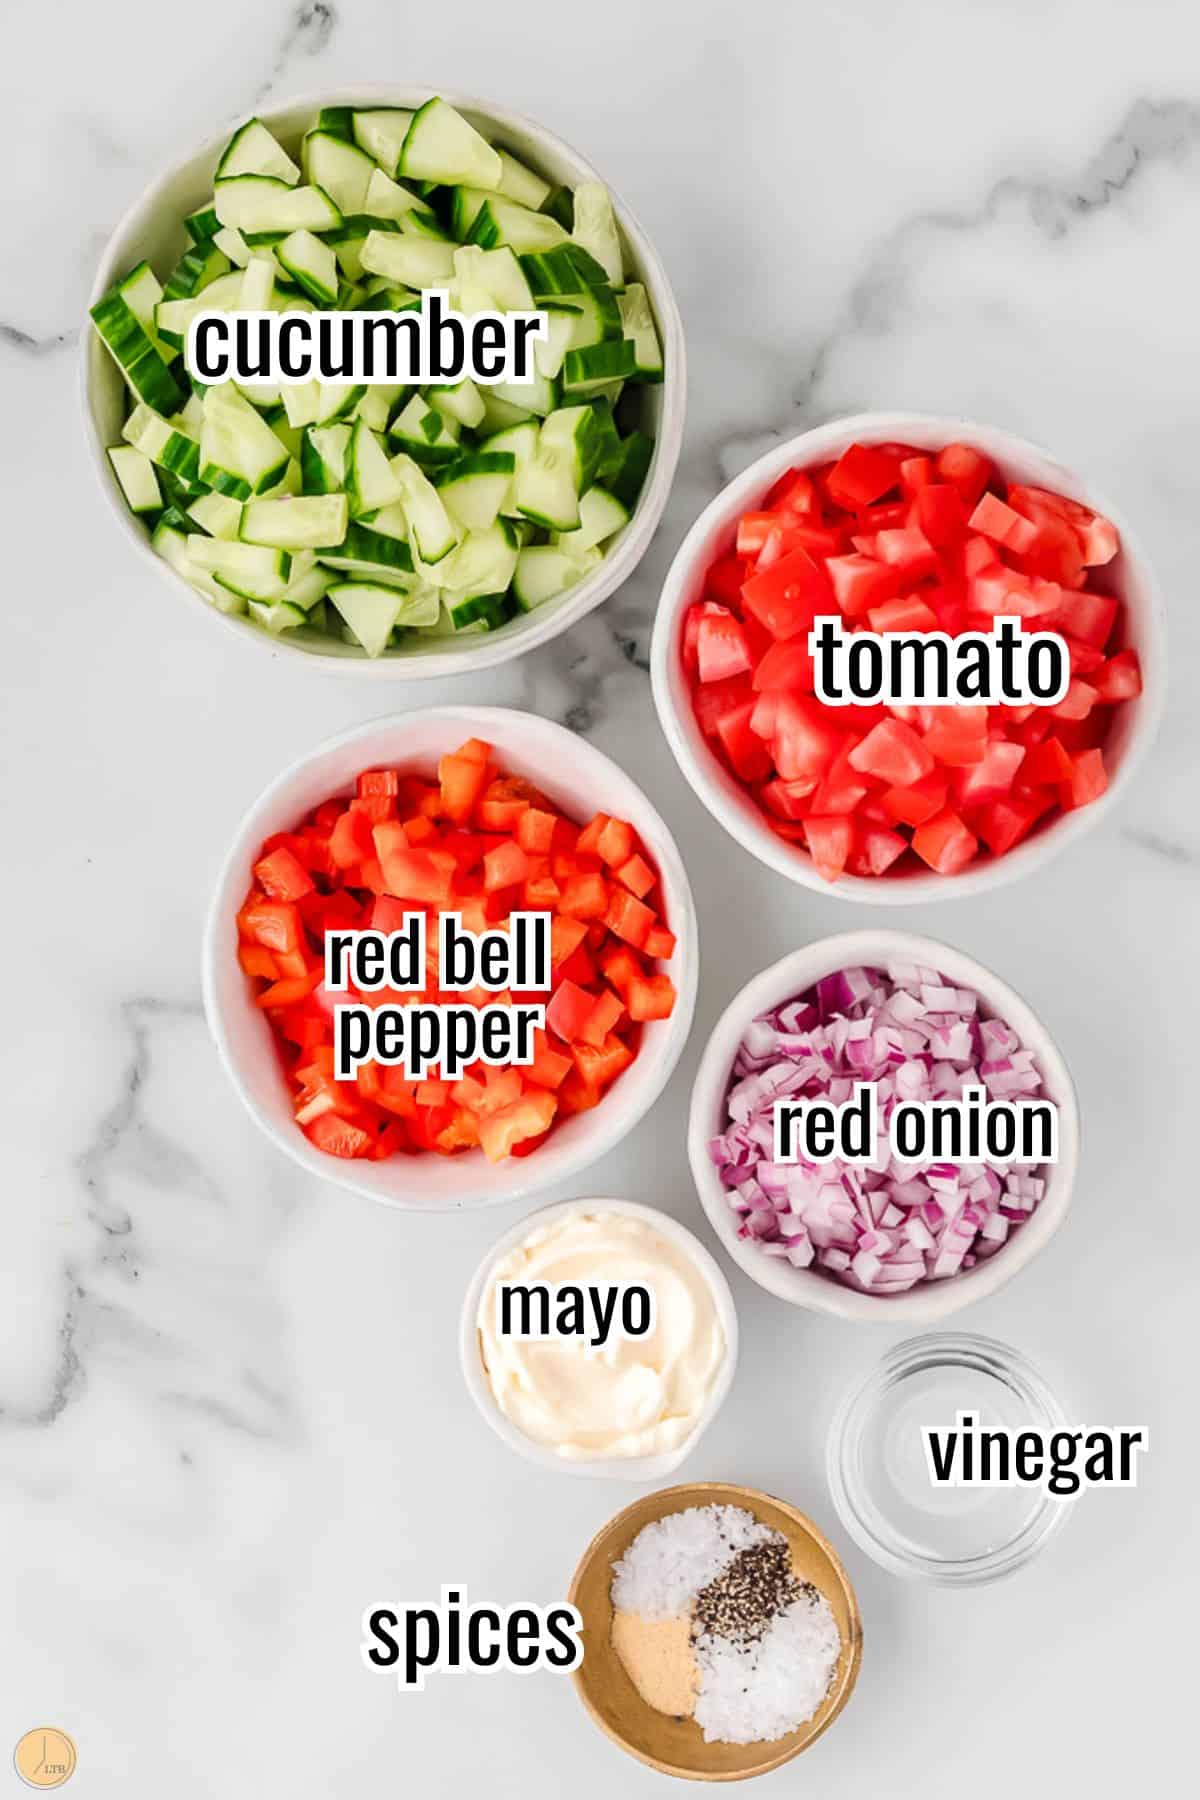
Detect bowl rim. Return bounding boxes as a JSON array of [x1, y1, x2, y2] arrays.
[[650, 409, 1167, 904], [686, 927, 1079, 1322], [200, 704, 699, 1210], [81, 82, 686, 680], [458, 1196, 740, 1479], [566, 1478, 864, 1781]]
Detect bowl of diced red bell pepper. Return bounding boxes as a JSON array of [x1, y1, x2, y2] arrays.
[[203, 706, 697, 1208], [651, 414, 1165, 900]]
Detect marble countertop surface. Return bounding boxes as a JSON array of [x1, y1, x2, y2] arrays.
[[2, 1, 1195, 1793]]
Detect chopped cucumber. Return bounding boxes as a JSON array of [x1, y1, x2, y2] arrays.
[[107, 445, 162, 513], [303, 130, 376, 213], [436, 452, 515, 531], [214, 178, 342, 237], [571, 182, 624, 287], [199, 384, 291, 497], [274, 230, 338, 306], [215, 119, 300, 187], [390, 453, 457, 563], [352, 109, 414, 177], [187, 536, 292, 601], [617, 282, 664, 381], [399, 97, 502, 189], [92, 95, 660, 655], [495, 149, 551, 211], [551, 485, 629, 552], [360, 231, 454, 288], [240, 493, 349, 549]]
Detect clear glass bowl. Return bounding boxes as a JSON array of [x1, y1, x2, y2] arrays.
[[826, 1332, 1072, 1585]]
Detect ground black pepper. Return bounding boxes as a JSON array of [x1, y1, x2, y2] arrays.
[[691, 1536, 807, 1646]]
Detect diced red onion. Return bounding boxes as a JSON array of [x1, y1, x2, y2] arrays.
[[709, 960, 1049, 1296]]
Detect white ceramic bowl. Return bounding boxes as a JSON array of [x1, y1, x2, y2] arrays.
[[651, 412, 1166, 903], [459, 1197, 738, 1479], [202, 706, 698, 1208], [83, 85, 685, 678], [687, 929, 1079, 1323]]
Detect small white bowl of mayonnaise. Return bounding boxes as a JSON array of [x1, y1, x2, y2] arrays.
[[460, 1198, 739, 1480]]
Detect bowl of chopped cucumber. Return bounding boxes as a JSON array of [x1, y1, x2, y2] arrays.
[[83, 88, 684, 675]]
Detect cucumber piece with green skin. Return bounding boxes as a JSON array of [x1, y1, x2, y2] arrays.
[[300, 421, 351, 493], [316, 106, 355, 140], [275, 229, 338, 305], [495, 149, 551, 211], [466, 196, 568, 255], [248, 599, 307, 633], [445, 589, 509, 630], [123, 403, 202, 484], [585, 398, 622, 475], [486, 422, 539, 513], [437, 520, 518, 598], [282, 559, 334, 611], [359, 230, 454, 288], [550, 485, 630, 552], [539, 185, 575, 232], [488, 371, 558, 417], [316, 382, 367, 424], [520, 243, 609, 296], [318, 522, 414, 579], [188, 491, 243, 538], [399, 97, 502, 190], [153, 519, 242, 611], [238, 253, 276, 311], [571, 183, 624, 287], [534, 302, 583, 381], [561, 337, 636, 396], [390, 583, 443, 629], [388, 393, 461, 467], [213, 225, 251, 268], [328, 581, 410, 656], [559, 285, 622, 346], [513, 448, 580, 532], [353, 384, 407, 432], [363, 167, 437, 223], [154, 270, 243, 349], [215, 119, 300, 187], [428, 379, 485, 430], [449, 186, 489, 242], [390, 452, 458, 563], [240, 493, 349, 549], [185, 204, 221, 243], [477, 391, 533, 434], [601, 429, 654, 508], [187, 536, 292, 600], [351, 108, 414, 176], [302, 130, 376, 214], [617, 282, 664, 382], [117, 261, 178, 361], [398, 208, 453, 243], [162, 242, 230, 302], [91, 292, 184, 412], [450, 244, 535, 312], [281, 380, 322, 430], [264, 406, 303, 459], [436, 452, 515, 532], [199, 384, 291, 498], [346, 417, 404, 515], [107, 445, 162, 514], [512, 544, 601, 610], [214, 178, 341, 237]]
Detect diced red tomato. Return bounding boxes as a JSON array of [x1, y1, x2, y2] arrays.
[[912, 809, 979, 874], [826, 442, 900, 510], [803, 815, 853, 883], [1090, 649, 1142, 703], [848, 719, 934, 786], [741, 548, 829, 639]]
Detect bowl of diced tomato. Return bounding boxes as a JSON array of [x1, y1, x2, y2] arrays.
[[651, 414, 1165, 900], [203, 707, 697, 1208]]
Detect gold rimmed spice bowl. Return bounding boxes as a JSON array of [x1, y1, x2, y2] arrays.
[[566, 1481, 862, 1782]]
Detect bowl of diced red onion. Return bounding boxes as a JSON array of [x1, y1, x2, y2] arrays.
[[687, 931, 1079, 1321]]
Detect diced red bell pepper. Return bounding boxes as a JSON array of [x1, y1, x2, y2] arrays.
[[604, 889, 654, 949], [595, 817, 635, 868], [559, 871, 609, 919], [626, 973, 677, 1022], [482, 840, 529, 892], [545, 979, 596, 1043], [254, 845, 314, 903], [617, 854, 655, 899], [438, 751, 489, 823]]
